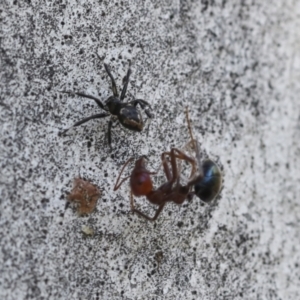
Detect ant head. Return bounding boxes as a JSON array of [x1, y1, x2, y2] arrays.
[[134, 156, 145, 170], [131, 156, 153, 197], [193, 160, 222, 203], [134, 155, 149, 168]]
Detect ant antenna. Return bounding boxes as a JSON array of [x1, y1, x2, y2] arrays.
[[185, 107, 196, 149], [114, 157, 134, 191]]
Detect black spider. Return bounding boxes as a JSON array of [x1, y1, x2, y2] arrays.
[[59, 63, 153, 149]]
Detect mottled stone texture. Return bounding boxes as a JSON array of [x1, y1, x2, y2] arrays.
[[1, 0, 300, 299]]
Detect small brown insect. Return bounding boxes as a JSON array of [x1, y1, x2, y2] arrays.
[[67, 178, 101, 215], [114, 149, 196, 221]]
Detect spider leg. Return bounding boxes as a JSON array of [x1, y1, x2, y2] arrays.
[[104, 64, 119, 97], [120, 64, 132, 101], [130, 99, 153, 118], [107, 119, 113, 150], [59, 113, 109, 136], [60, 91, 105, 110]]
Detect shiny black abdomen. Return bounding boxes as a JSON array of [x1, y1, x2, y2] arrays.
[[194, 160, 222, 203]]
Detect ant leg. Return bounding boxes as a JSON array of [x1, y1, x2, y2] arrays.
[[185, 107, 196, 147], [163, 150, 181, 188], [114, 157, 134, 191], [60, 91, 105, 110], [104, 64, 119, 97], [162, 149, 197, 181], [59, 113, 109, 136], [130, 191, 135, 210], [131, 191, 166, 222], [161, 149, 181, 185], [185, 107, 203, 163], [120, 65, 132, 101], [170, 148, 197, 180], [187, 192, 195, 201], [161, 152, 173, 181], [151, 203, 166, 221]]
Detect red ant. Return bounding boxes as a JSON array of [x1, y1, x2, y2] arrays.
[[114, 109, 222, 221], [114, 149, 196, 221]]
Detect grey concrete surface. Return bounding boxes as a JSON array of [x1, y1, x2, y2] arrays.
[[1, 0, 300, 299]]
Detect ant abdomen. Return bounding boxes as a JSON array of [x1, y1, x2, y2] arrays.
[[194, 160, 222, 203]]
